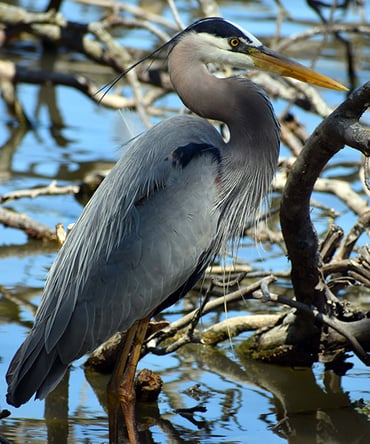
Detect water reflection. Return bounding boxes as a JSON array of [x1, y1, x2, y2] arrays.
[[0, 126, 27, 183], [193, 346, 370, 444], [2, 343, 369, 443]]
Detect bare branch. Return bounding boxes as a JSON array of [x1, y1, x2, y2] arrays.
[[252, 289, 370, 366], [14, 66, 132, 109], [0, 207, 57, 241], [275, 24, 370, 53], [201, 314, 282, 345], [76, 0, 177, 32], [280, 81, 370, 309], [0, 181, 78, 204], [145, 276, 277, 354], [336, 211, 370, 260]]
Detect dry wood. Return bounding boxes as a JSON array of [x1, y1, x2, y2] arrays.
[[0, 207, 56, 241]]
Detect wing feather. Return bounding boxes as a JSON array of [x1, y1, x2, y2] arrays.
[[6, 114, 225, 406]]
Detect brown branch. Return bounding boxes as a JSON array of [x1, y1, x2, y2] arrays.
[[0, 181, 79, 204], [336, 211, 370, 260], [0, 4, 126, 73], [275, 24, 370, 53], [144, 276, 277, 355], [320, 225, 344, 263], [0, 207, 57, 241], [13, 65, 131, 109], [280, 81, 370, 310], [314, 178, 368, 216], [252, 289, 370, 365], [0, 3, 59, 26], [323, 257, 370, 286], [251, 72, 334, 117], [76, 0, 177, 32], [201, 314, 282, 345], [0, 61, 30, 126], [275, 173, 369, 217]]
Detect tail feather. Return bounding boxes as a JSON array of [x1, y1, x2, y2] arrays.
[[8, 327, 44, 385], [6, 327, 69, 407]]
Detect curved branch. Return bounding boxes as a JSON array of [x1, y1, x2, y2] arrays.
[[280, 81, 370, 310]]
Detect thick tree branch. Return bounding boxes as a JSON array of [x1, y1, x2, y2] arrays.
[[280, 82, 370, 310]]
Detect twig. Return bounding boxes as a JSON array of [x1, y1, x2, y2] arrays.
[[323, 257, 370, 283], [155, 284, 215, 355], [275, 173, 369, 217], [251, 72, 334, 117], [314, 178, 368, 216], [280, 121, 305, 157], [0, 61, 30, 126], [205, 264, 252, 274], [336, 211, 370, 260], [145, 276, 277, 354], [76, 0, 177, 31], [320, 225, 344, 263], [167, 0, 185, 30], [0, 181, 79, 203], [252, 290, 370, 365], [307, 1, 358, 89], [87, 21, 152, 127]]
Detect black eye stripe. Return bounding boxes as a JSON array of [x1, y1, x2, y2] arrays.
[[243, 35, 253, 44]]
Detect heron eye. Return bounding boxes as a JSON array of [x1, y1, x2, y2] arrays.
[[229, 38, 240, 48]]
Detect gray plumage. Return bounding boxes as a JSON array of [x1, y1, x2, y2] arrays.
[[6, 17, 281, 407]]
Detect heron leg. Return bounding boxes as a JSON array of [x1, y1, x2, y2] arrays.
[[107, 323, 137, 443], [119, 317, 150, 443], [107, 316, 151, 444]]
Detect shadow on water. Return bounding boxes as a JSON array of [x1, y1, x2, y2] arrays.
[[182, 346, 370, 444], [2, 343, 370, 443]]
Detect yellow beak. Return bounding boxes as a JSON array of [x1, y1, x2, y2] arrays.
[[250, 46, 348, 91]]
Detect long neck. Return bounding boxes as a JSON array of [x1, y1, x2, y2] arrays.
[[168, 36, 279, 159], [168, 37, 232, 124], [169, 36, 280, 246]]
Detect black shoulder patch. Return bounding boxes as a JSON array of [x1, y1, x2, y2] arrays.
[[186, 17, 246, 40], [171, 143, 221, 169]]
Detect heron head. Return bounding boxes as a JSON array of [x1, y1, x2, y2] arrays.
[[177, 17, 347, 91]]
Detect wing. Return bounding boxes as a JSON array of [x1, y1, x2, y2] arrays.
[[6, 115, 225, 405]]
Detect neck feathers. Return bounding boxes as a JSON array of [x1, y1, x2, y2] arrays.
[[169, 37, 280, 251]]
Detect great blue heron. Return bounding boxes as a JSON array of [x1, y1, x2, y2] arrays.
[[6, 16, 346, 442]]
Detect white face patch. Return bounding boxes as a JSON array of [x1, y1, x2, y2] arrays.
[[174, 19, 264, 70], [181, 31, 257, 69]]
